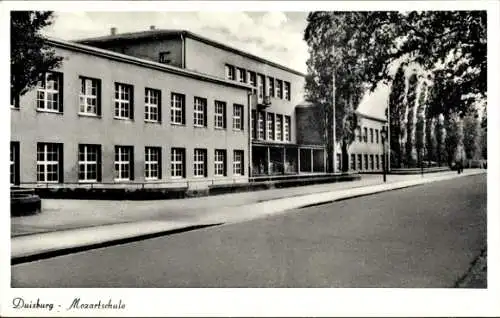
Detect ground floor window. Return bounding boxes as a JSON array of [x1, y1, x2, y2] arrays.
[[194, 148, 207, 177], [171, 148, 185, 178], [37, 143, 63, 183], [350, 154, 355, 170], [115, 146, 133, 181], [370, 154, 374, 170], [145, 147, 161, 180], [376, 155, 380, 170], [214, 149, 227, 176], [364, 154, 368, 170], [357, 154, 362, 171], [233, 150, 244, 176], [78, 144, 101, 182], [336, 153, 341, 171]]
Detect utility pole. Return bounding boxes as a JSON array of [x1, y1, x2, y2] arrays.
[[332, 45, 336, 174]]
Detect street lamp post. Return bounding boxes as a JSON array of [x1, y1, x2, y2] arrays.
[[381, 126, 387, 183]]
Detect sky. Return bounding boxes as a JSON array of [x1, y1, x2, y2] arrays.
[[42, 11, 390, 118], [42, 11, 310, 74]]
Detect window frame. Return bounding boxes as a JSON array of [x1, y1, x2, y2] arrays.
[[145, 147, 161, 181], [79, 76, 100, 116], [171, 148, 185, 179], [214, 100, 227, 129], [36, 72, 63, 113], [114, 82, 134, 120], [171, 92, 186, 125], [248, 71, 257, 87], [225, 64, 235, 80], [267, 77, 275, 97], [276, 114, 283, 141], [284, 81, 291, 101], [214, 149, 227, 177], [232, 104, 244, 131], [78, 144, 101, 182], [233, 150, 244, 176], [257, 111, 265, 140], [144, 87, 162, 123], [257, 74, 265, 99], [284, 115, 291, 142], [37, 143, 63, 183], [193, 148, 207, 177], [193, 96, 207, 127], [267, 112, 275, 140], [114, 146, 134, 182], [10, 142, 20, 185], [237, 68, 246, 83], [276, 79, 283, 99]]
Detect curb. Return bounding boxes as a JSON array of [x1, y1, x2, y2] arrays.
[[12, 223, 221, 265]]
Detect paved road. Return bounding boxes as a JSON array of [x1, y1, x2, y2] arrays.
[[12, 174, 486, 288]]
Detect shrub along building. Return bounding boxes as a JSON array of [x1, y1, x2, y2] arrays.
[[10, 27, 386, 192]]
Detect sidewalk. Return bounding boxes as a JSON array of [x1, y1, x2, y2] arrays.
[[11, 169, 486, 260], [11, 170, 484, 237]]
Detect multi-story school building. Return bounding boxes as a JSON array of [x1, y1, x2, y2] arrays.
[[10, 27, 387, 190]]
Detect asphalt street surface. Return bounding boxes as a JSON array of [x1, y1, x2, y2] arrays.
[[12, 174, 486, 288]]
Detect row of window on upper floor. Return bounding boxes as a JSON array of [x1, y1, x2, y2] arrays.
[[225, 64, 291, 101], [11, 72, 247, 131], [10, 141, 245, 185], [356, 126, 388, 144], [251, 110, 292, 142]]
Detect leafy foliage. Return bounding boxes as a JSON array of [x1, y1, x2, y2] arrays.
[[463, 110, 481, 160], [11, 11, 62, 106], [405, 73, 418, 166], [388, 63, 407, 167]]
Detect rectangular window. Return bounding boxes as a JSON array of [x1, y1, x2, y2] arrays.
[[363, 127, 368, 142], [194, 97, 207, 127], [276, 114, 283, 141], [284, 116, 291, 142], [237, 68, 246, 83], [370, 128, 374, 143], [10, 142, 19, 185], [145, 88, 161, 123], [248, 71, 256, 87], [370, 154, 374, 170], [145, 147, 161, 180], [364, 154, 368, 170], [37, 143, 63, 183], [257, 74, 265, 99], [37, 72, 63, 112], [376, 155, 380, 170], [159, 51, 171, 64], [233, 104, 244, 130], [233, 150, 244, 176], [350, 154, 356, 170], [193, 148, 207, 177], [171, 93, 185, 125], [225, 64, 235, 80], [78, 144, 101, 182], [357, 128, 362, 142], [267, 77, 275, 97], [336, 153, 341, 171], [214, 149, 227, 176], [258, 111, 265, 140], [276, 79, 283, 99], [171, 148, 185, 178], [267, 113, 275, 140], [79, 76, 100, 116], [251, 110, 257, 139], [214, 101, 227, 129], [114, 146, 133, 181], [357, 154, 362, 170], [284, 81, 291, 101], [114, 83, 134, 120], [376, 129, 379, 144]]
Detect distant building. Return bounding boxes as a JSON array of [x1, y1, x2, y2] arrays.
[[10, 27, 386, 189]]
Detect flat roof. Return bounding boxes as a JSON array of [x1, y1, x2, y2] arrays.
[[46, 37, 253, 91], [75, 29, 306, 77]]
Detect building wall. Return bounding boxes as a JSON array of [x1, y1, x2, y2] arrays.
[[184, 37, 305, 144], [336, 116, 388, 172], [295, 106, 323, 145], [11, 46, 250, 188], [87, 38, 183, 68]]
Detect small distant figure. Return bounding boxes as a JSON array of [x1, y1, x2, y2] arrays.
[[456, 159, 464, 174]]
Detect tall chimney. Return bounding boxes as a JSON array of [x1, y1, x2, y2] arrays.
[[110, 27, 117, 35], [150, 25, 156, 30]]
